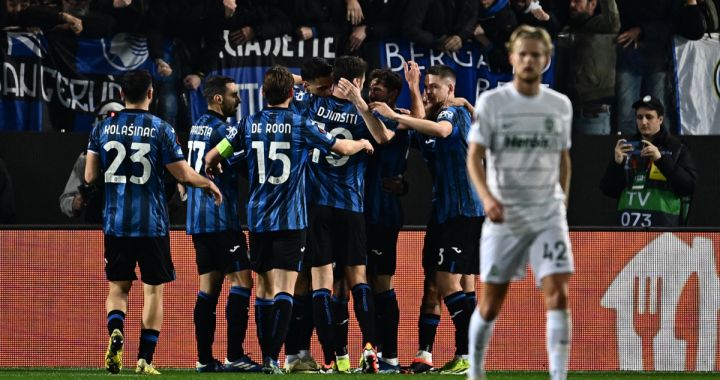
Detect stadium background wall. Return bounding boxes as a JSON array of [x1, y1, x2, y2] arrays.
[[1, 229, 719, 371], [0, 133, 719, 226]]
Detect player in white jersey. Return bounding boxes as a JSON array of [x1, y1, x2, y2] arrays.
[[466, 25, 574, 380]]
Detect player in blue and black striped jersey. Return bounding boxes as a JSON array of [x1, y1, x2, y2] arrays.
[[204, 65, 374, 373], [85, 70, 222, 375], [362, 68, 410, 373], [183, 76, 261, 373], [286, 57, 334, 373], [293, 56, 395, 373], [371, 63, 484, 374]]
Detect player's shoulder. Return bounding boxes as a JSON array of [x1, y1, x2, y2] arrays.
[[540, 87, 572, 110]]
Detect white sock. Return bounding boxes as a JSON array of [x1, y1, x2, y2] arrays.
[[546, 310, 571, 380], [468, 308, 494, 379]]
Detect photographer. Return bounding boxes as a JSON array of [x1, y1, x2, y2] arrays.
[[599, 95, 697, 227], [58, 100, 124, 223]]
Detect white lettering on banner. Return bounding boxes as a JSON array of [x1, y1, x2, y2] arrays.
[[384, 43, 404, 71], [2, 61, 120, 112], [222, 31, 335, 59], [601, 233, 720, 371], [237, 83, 262, 117]]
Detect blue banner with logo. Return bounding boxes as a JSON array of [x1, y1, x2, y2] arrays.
[[0, 31, 164, 132]]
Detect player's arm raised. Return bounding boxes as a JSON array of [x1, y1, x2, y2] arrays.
[[369, 101, 452, 138], [337, 77, 394, 144], [404, 61, 425, 119], [166, 160, 222, 206]]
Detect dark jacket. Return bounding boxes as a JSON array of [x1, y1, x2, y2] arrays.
[[675, 3, 707, 40], [600, 127, 697, 226], [402, 0, 478, 49], [477, 0, 517, 73], [616, 0, 675, 73], [556, 0, 620, 104], [293, 0, 344, 39], [226, 0, 292, 41], [361, 0, 409, 40]]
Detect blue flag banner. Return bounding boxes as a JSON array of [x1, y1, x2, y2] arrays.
[[378, 40, 555, 108], [0, 31, 165, 132]]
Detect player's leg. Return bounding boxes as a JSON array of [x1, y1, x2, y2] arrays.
[[103, 235, 136, 374], [367, 224, 400, 372], [531, 227, 574, 380], [191, 233, 224, 371], [462, 274, 477, 306], [194, 270, 224, 371], [541, 274, 572, 380], [223, 230, 261, 372], [105, 281, 131, 374], [284, 267, 319, 372], [435, 217, 482, 374], [263, 229, 305, 374], [224, 269, 261, 372], [309, 205, 339, 370], [332, 275, 350, 363], [135, 235, 175, 375], [469, 231, 529, 380], [411, 223, 442, 373], [340, 209, 378, 374], [248, 232, 274, 368]]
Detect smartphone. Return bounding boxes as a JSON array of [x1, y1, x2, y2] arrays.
[[626, 140, 642, 155]]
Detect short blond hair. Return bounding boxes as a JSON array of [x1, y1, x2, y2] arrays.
[[506, 25, 553, 55]]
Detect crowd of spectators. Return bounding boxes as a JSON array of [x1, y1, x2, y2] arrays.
[[1, 0, 719, 135]]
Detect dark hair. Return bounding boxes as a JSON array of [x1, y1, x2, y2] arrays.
[[332, 56, 368, 83], [203, 76, 234, 103], [426, 65, 456, 82], [301, 57, 333, 81], [264, 65, 294, 105], [120, 70, 152, 104], [369, 68, 402, 94]]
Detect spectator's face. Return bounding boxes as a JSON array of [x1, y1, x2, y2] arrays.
[[511, 0, 530, 12], [569, 0, 595, 19], [304, 76, 333, 97], [509, 38, 548, 83], [481, 0, 496, 9], [368, 79, 390, 103], [220, 83, 241, 117], [6, 0, 30, 13], [62, 0, 90, 16], [424, 74, 452, 106], [636, 108, 663, 138]]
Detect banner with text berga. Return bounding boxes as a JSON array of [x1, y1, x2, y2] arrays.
[[1, 230, 718, 371]]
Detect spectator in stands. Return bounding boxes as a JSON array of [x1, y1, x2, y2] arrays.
[[614, 0, 675, 135], [675, 0, 710, 40], [510, 0, 562, 37], [474, 0, 517, 73], [402, 0, 478, 53], [555, 0, 620, 135], [59, 99, 124, 223], [337, 0, 408, 59], [225, 0, 291, 46], [3, 0, 82, 34], [599, 95, 697, 227], [0, 156, 15, 224], [292, 0, 343, 41]]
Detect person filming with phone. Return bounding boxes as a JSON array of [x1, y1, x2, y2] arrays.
[[600, 95, 697, 227]]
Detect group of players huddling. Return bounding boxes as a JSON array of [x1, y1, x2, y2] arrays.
[[85, 25, 574, 380]]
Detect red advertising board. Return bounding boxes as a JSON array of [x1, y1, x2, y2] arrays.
[[0, 230, 718, 371]]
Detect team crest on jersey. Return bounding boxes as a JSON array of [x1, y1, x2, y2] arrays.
[[101, 33, 149, 71], [545, 117, 555, 132], [438, 110, 454, 120], [226, 126, 238, 140]]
